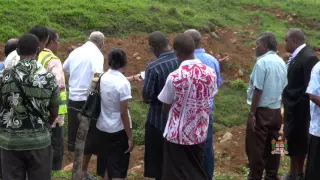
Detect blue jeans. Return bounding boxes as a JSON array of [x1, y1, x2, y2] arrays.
[[204, 115, 214, 180]]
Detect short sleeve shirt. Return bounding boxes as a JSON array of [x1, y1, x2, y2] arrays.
[[0, 58, 60, 150], [247, 51, 287, 109], [96, 69, 132, 133], [158, 59, 218, 145], [307, 62, 320, 137], [63, 41, 104, 101]]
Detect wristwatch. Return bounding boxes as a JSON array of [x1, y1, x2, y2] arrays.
[[248, 111, 255, 116]]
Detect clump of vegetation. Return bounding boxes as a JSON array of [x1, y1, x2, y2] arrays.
[[230, 79, 248, 91]]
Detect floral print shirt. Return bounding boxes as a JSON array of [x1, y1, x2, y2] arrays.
[[0, 58, 60, 150]]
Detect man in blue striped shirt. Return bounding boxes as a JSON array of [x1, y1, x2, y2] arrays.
[[142, 31, 179, 180], [185, 29, 222, 180]]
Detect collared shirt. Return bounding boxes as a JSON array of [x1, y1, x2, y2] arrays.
[[292, 43, 307, 59], [0, 58, 60, 150], [142, 51, 179, 131], [158, 59, 218, 145], [194, 48, 222, 112], [306, 62, 320, 137], [4, 50, 20, 68], [247, 51, 287, 109], [63, 41, 104, 101], [96, 69, 132, 133]]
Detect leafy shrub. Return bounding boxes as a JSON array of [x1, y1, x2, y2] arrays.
[[133, 129, 145, 145], [230, 79, 248, 91]]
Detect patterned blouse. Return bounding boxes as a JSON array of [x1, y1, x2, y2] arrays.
[[0, 58, 60, 150], [158, 59, 218, 145]]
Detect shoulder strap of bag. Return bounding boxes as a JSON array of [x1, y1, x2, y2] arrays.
[[11, 70, 47, 124]]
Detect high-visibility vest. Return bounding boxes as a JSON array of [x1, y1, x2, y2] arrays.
[[38, 50, 67, 115]]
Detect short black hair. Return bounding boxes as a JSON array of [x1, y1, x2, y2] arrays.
[[47, 28, 58, 45], [173, 34, 195, 56], [258, 32, 278, 51], [288, 28, 305, 43], [28, 25, 49, 42], [108, 48, 127, 70], [17, 34, 40, 56], [4, 39, 18, 56], [148, 31, 169, 49]]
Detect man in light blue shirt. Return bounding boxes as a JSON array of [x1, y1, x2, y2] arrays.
[[246, 32, 287, 180], [184, 29, 222, 180]]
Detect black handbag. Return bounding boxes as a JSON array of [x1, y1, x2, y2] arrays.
[[79, 73, 104, 121]]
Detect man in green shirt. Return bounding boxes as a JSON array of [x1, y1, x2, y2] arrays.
[[0, 34, 60, 180]]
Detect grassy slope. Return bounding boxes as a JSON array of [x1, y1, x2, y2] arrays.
[[0, 0, 319, 45]]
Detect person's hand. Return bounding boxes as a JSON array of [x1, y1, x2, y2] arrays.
[[247, 113, 256, 132], [125, 138, 134, 153], [219, 55, 229, 63], [133, 74, 143, 82]]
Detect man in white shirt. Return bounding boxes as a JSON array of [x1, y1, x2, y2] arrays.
[[305, 61, 320, 180], [63, 31, 104, 180], [158, 34, 218, 180]]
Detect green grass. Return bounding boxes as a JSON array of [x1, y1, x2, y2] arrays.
[[1, 0, 320, 46]]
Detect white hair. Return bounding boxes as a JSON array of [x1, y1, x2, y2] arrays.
[[88, 31, 105, 46]]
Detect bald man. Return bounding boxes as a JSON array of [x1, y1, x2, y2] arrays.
[[282, 29, 319, 180], [158, 34, 218, 180], [184, 29, 221, 180], [1, 38, 18, 70], [142, 31, 179, 180]]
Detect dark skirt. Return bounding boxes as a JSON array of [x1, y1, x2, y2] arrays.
[[97, 129, 130, 179], [144, 122, 164, 179], [162, 140, 207, 180], [305, 134, 320, 180]]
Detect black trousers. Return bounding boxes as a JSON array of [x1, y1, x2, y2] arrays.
[[245, 108, 281, 180], [144, 122, 164, 180], [1, 146, 52, 180], [51, 126, 64, 171], [305, 134, 320, 180]]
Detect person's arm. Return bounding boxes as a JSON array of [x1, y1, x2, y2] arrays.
[[47, 58, 66, 91], [48, 78, 60, 125], [303, 56, 319, 88], [127, 74, 142, 82], [142, 68, 157, 103], [158, 75, 175, 116], [248, 62, 265, 131], [119, 82, 133, 153], [306, 62, 320, 106]]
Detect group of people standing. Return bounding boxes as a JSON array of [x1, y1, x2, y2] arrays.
[[0, 26, 223, 180], [1, 25, 320, 180], [246, 29, 320, 180]]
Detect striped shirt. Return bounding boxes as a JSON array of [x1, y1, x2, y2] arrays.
[[142, 51, 179, 131]]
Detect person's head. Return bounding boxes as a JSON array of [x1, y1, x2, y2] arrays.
[[28, 25, 49, 52], [256, 32, 278, 57], [108, 48, 127, 73], [46, 28, 60, 53], [173, 34, 195, 63], [148, 31, 170, 58], [285, 29, 305, 53], [88, 31, 105, 50], [16, 34, 40, 59], [4, 38, 18, 57], [184, 29, 202, 49]]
